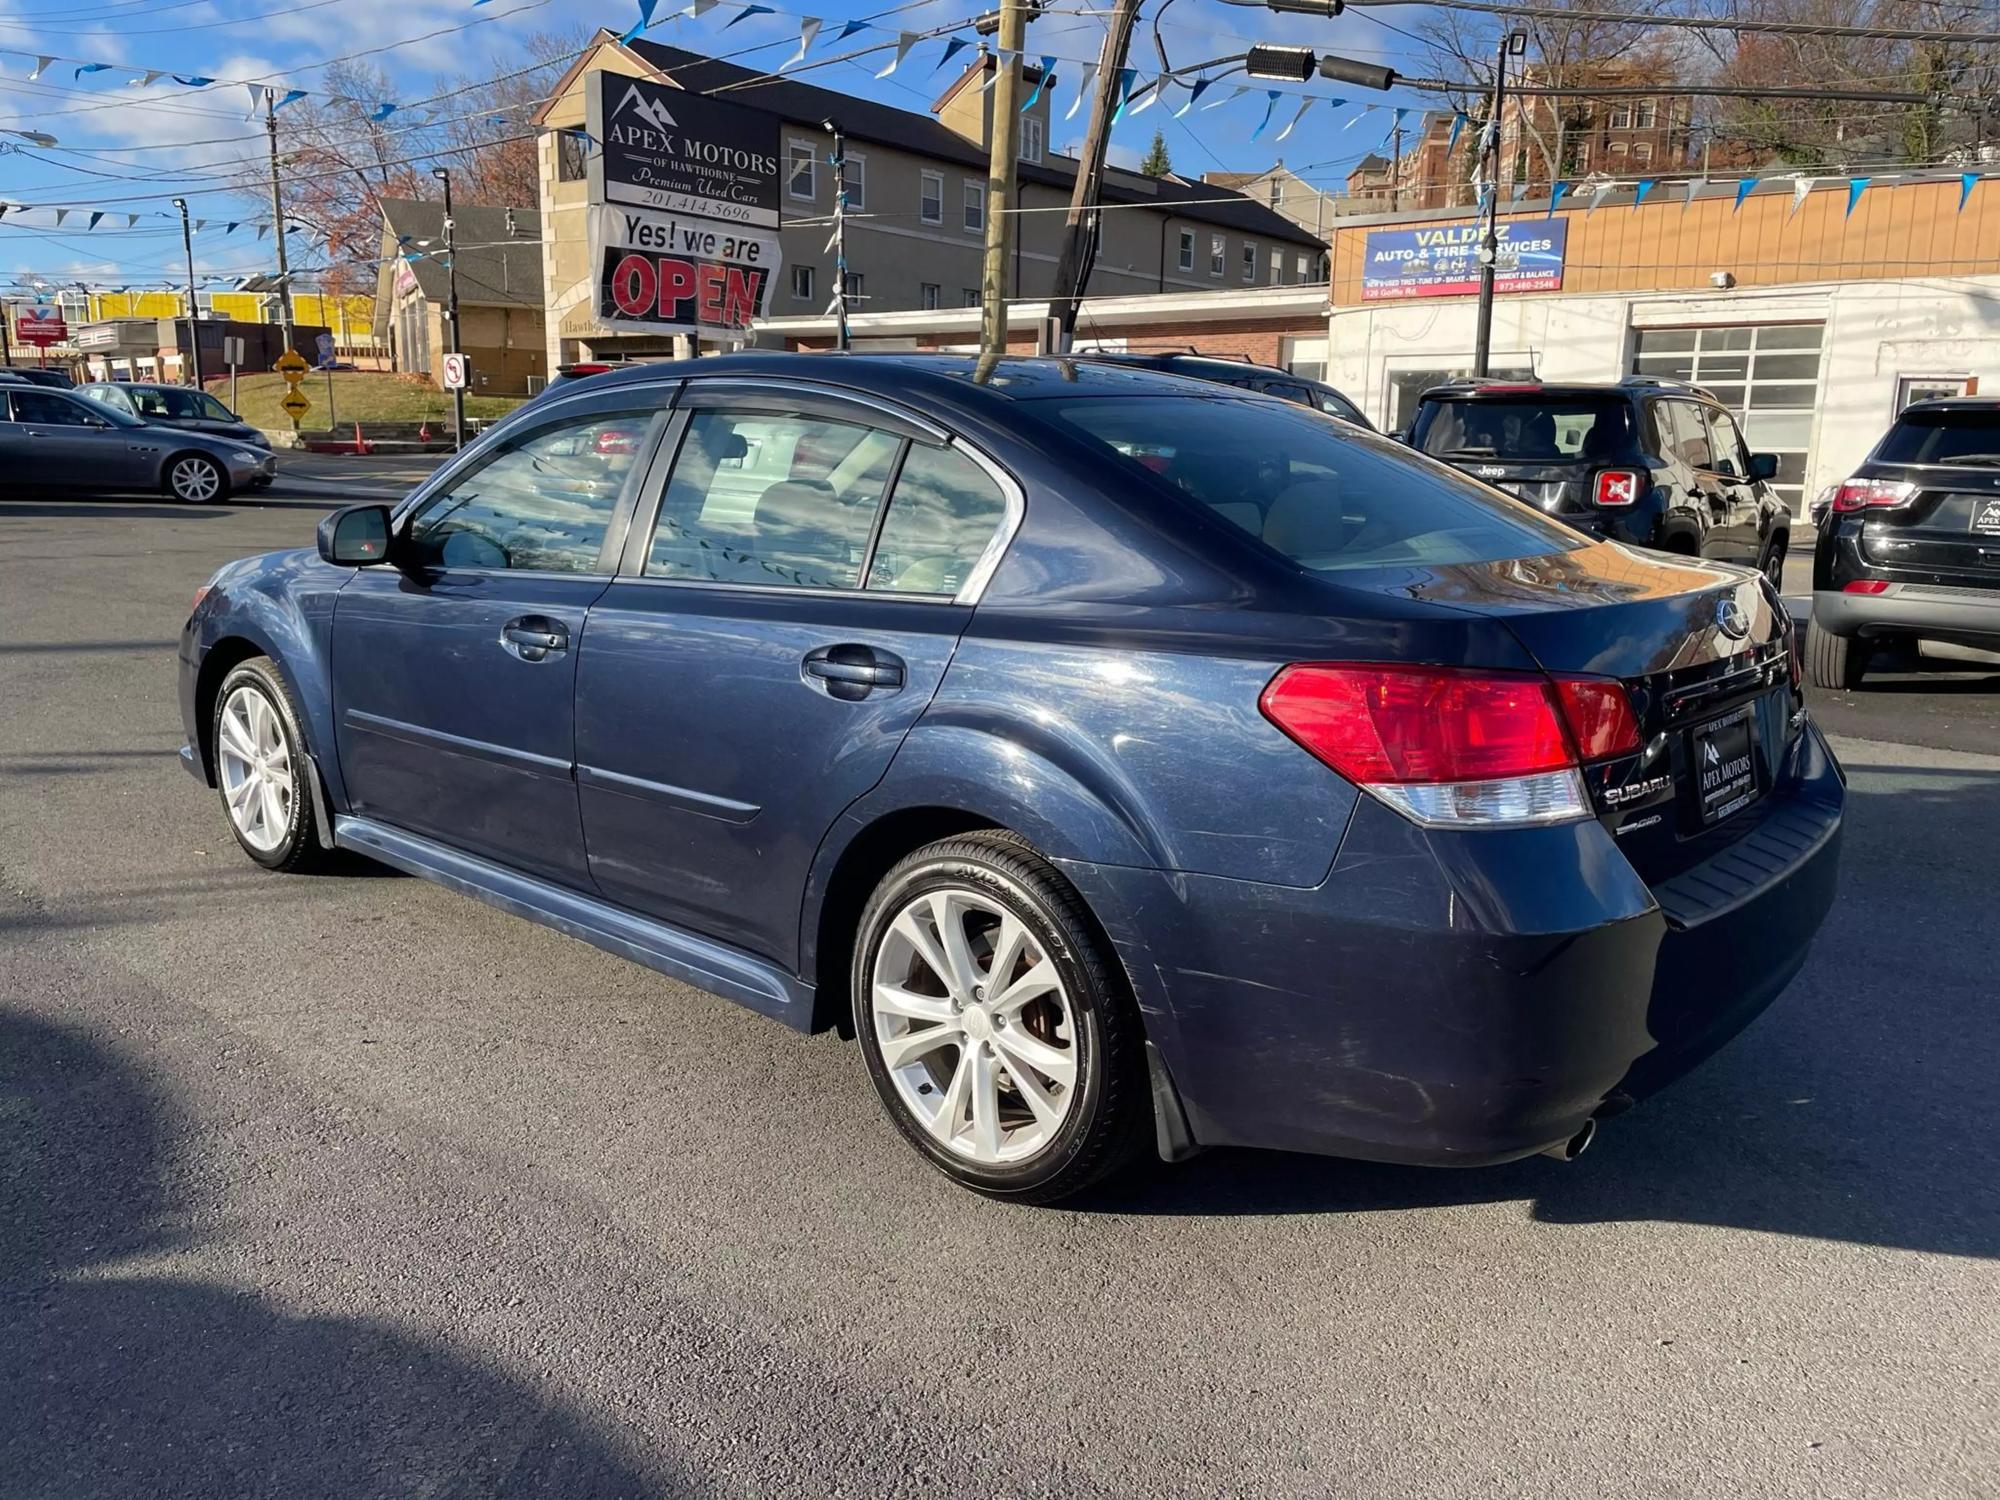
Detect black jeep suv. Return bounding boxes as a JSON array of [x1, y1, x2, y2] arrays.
[[1806, 396, 2000, 689], [1408, 378, 1791, 584], [1070, 351, 1372, 428]]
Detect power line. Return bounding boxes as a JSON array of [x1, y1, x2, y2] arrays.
[[1344, 0, 2000, 48]]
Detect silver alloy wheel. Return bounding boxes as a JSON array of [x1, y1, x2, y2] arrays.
[[217, 684, 294, 853], [170, 456, 221, 502], [871, 886, 1080, 1165]]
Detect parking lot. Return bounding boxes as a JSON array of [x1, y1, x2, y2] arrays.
[[3, 469, 1997, 1497]]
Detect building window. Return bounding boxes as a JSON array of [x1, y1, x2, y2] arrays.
[[1296, 252, 1310, 280], [843, 271, 864, 300], [963, 180, 984, 233], [792, 264, 815, 302], [1610, 143, 1628, 165], [1177, 228, 1195, 272], [1573, 143, 1590, 173], [1635, 99, 1658, 129], [920, 170, 943, 224], [1269, 247, 1283, 285], [1209, 234, 1224, 276], [842, 153, 866, 212], [1241, 241, 1256, 283], [963, 288, 981, 307], [1019, 116, 1043, 164], [1608, 104, 1631, 130], [556, 130, 589, 183], [1633, 142, 1653, 168], [921, 283, 941, 310], [788, 140, 816, 201]]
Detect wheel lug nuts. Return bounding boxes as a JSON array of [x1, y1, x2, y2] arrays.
[[973, 986, 985, 1001]]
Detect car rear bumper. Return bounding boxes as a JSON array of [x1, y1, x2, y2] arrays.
[[1062, 721, 1844, 1166], [1812, 584, 2000, 643]]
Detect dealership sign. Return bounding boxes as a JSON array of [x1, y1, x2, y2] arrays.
[[1360, 220, 1568, 301], [14, 308, 68, 346], [588, 73, 780, 228], [591, 204, 781, 336]]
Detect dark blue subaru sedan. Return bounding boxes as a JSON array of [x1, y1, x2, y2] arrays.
[[178, 354, 1843, 1202]]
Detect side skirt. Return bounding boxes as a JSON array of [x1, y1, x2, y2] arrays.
[[333, 815, 820, 1032]]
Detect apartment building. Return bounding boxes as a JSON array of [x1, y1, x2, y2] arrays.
[[373, 198, 548, 396], [533, 33, 1322, 366], [1202, 162, 1348, 249]]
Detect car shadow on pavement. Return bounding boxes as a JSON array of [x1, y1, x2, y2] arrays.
[[1088, 759, 2000, 1260], [0, 503, 229, 521], [0, 1010, 669, 1497]]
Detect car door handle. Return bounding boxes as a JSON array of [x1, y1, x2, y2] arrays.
[[803, 645, 905, 700], [500, 617, 568, 662]]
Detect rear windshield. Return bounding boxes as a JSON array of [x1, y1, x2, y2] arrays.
[[1035, 394, 1584, 573], [1416, 396, 1632, 464], [1874, 408, 2000, 467]]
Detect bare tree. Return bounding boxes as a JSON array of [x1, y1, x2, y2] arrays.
[[439, 29, 587, 209]]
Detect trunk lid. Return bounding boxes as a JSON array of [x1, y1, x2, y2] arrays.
[[1335, 542, 1796, 885], [1854, 462, 2000, 585]]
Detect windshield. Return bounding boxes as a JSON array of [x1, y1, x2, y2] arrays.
[[1035, 394, 1584, 574], [1875, 409, 2000, 466], [1416, 396, 1631, 463]]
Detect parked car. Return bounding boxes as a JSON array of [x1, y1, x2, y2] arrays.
[[0, 365, 76, 388], [80, 381, 273, 466], [1408, 378, 1792, 585], [1070, 350, 1373, 427], [1807, 396, 2000, 687], [178, 354, 1842, 1202], [0, 385, 275, 501]]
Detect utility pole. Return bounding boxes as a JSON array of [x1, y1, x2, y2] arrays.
[[825, 119, 851, 351], [1049, 0, 1142, 349], [263, 89, 296, 354], [1390, 113, 1403, 212], [174, 197, 204, 389], [1473, 32, 1525, 378], [433, 166, 465, 450], [978, 9, 1028, 361]]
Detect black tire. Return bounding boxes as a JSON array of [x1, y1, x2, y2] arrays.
[[210, 655, 332, 873], [1806, 618, 1870, 690], [163, 452, 231, 504], [852, 831, 1148, 1204], [1760, 533, 1788, 590]]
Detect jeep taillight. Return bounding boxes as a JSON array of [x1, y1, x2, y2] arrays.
[[1831, 479, 1916, 512], [1593, 469, 1643, 507], [1260, 664, 1639, 829]]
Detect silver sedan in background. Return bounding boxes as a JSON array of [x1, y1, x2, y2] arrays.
[[0, 385, 276, 502]]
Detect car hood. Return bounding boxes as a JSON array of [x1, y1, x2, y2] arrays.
[[139, 421, 265, 455]]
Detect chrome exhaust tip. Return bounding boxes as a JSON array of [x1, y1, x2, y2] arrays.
[[1540, 1117, 1596, 1162]]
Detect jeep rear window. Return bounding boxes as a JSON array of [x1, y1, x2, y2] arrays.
[[1416, 396, 1631, 464], [1037, 394, 1584, 573], [1874, 408, 2000, 467]]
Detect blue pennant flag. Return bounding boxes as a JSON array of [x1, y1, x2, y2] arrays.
[[1845, 177, 1870, 218], [1447, 112, 1466, 151], [224, 222, 240, 235], [74, 62, 114, 80], [934, 35, 969, 72], [173, 74, 214, 86], [1108, 67, 1136, 123], [1549, 180, 1569, 215], [1633, 178, 1656, 207], [275, 89, 308, 110], [369, 102, 397, 122], [1734, 177, 1757, 212], [837, 18, 867, 39], [1019, 55, 1054, 112], [1174, 78, 1211, 117], [722, 3, 773, 28], [1960, 172, 1979, 211], [619, 0, 660, 44], [1250, 89, 1280, 140]]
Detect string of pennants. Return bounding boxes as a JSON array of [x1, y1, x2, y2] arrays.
[[0, 201, 290, 235]]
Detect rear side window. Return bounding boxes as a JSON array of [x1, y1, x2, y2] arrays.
[[1038, 394, 1583, 573], [1656, 401, 1714, 470], [1874, 408, 2000, 466], [866, 444, 1008, 596], [1416, 397, 1631, 463]]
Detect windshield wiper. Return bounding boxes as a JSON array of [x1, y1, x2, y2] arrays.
[[1940, 453, 2000, 467]]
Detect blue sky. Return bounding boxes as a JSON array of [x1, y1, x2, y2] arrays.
[[0, 0, 1432, 291]]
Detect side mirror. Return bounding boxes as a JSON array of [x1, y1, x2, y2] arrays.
[[317, 503, 393, 567], [1747, 452, 1779, 482]]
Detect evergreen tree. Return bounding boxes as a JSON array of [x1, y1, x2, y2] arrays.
[[1139, 130, 1173, 178]]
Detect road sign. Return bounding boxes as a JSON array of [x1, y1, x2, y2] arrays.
[[280, 389, 312, 418], [222, 335, 246, 366], [274, 349, 309, 377], [15, 310, 67, 346], [441, 353, 470, 391]]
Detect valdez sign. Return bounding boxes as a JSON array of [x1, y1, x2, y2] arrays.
[[1360, 220, 1568, 301]]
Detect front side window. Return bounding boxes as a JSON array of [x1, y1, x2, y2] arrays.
[[406, 412, 659, 573], [1657, 400, 1715, 471], [1038, 395, 1582, 573], [920, 170, 944, 224], [645, 410, 901, 589], [963, 180, 985, 233], [788, 140, 816, 201], [1705, 406, 1749, 476], [866, 444, 1009, 595]]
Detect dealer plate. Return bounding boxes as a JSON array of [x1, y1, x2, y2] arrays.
[[1694, 709, 1759, 826]]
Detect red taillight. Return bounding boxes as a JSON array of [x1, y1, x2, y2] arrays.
[[1831, 479, 1916, 512], [1552, 677, 1643, 762], [1594, 468, 1643, 507], [1843, 579, 1891, 594], [191, 584, 212, 615]]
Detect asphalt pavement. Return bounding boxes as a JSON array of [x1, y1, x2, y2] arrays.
[[3, 488, 1996, 1498]]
